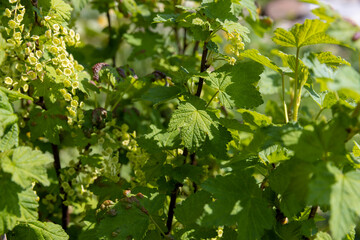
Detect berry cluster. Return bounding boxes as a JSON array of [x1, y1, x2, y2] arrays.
[[2, 0, 87, 125]]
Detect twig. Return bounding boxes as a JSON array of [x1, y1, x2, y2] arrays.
[[52, 144, 69, 230], [106, 9, 116, 67], [166, 182, 182, 234], [195, 42, 209, 97], [182, 28, 187, 55], [308, 205, 318, 219], [174, 26, 181, 54], [192, 41, 200, 56]]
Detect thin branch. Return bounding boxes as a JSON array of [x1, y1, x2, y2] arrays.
[[165, 182, 182, 234], [195, 42, 209, 97], [182, 28, 187, 55], [308, 206, 318, 219], [293, 47, 300, 122], [281, 73, 289, 123], [190, 153, 198, 192], [205, 90, 219, 109], [106, 9, 116, 67], [174, 26, 181, 54], [52, 144, 69, 230], [192, 41, 200, 56]]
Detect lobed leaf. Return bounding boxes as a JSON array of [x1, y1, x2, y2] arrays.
[[272, 19, 341, 48], [168, 97, 217, 150], [1, 147, 53, 188]]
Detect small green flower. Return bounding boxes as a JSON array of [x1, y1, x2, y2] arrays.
[[45, 30, 52, 38], [23, 84, 29, 92], [8, 20, 17, 29], [52, 24, 60, 32], [64, 79, 72, 88], [72, 81, 79, 89], [35, 50, 42, 59], [69, 29, 75, 38], [5, 8, 12, 18], [64, 93, 72, 101], [75, 33, 81, 42], [64, 68, 72, 76], [4, 77, 13, 85], [16, 14, 23, 22], [28, 56, 37, 65], [13, 32, 21, 40], [35, 63, 43, 72], [71, 100, 78, 107]]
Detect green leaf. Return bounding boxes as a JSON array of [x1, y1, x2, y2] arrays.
[[314, 231, 333, 240], [168, 97, 217, 150], [329, 66, 360, 100], [241, 49, 281, 73], [0, 33, 5, 66], [124, 32, 164, 60], [0, 178, 38, 234], [0, 87, 33, 102], [0, 124, 19, 152], [71, 0, 90, 11], [0, 91, 18, 137], [138, 125, 181, 153], [200, 125, 232, 159], [238, 109, 272, 130], [29, 107, 68, 145], [330, 168, 360, 240], [142, 86, 181, 104], [269, 161, 313, 217], [1, 146, 53, 188], [315, 52, 350, 68], [272, 19, 341, 48], [207, 61, 264, 109], [233, 0, 258, 20], [258, 145, 292, 164], [201, 173, 275, 240], [307, 163, 335, 207], [290, 121, 347, 162], [221, 20, 250, 42], [9, 221, 69, 240], [175, 191, 212, 226], [202, 0, 237, 24], [353, 141, 360, 157], [205, 71, 233, 108], [96, 197, 149, 239], [48, 0, 73, 24], [153, 14, 178, 23]]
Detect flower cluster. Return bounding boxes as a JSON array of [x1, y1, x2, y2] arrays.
[[226, 32, 245, 58], [96, 123, 149, 185], [2, 0, 86, 125]]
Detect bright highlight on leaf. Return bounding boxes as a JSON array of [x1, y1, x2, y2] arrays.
[[168, 97, 217, 150], [1, 147, 53, 188], [272, 19, 341, 48]]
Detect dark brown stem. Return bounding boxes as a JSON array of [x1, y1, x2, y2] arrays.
[[192, 41, 200, 56], [174, 26, 181, 54], [182, 28, 187, 55], [35, 96, 47, 110], [52, 144, 69, 230], [106, 9, 116, 67], [166, 182, 182, 234], [31, 0, 40, 25], [308, 205, 318, 219], [190, 153, 198, 192], [195, 42, 209, 97]]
